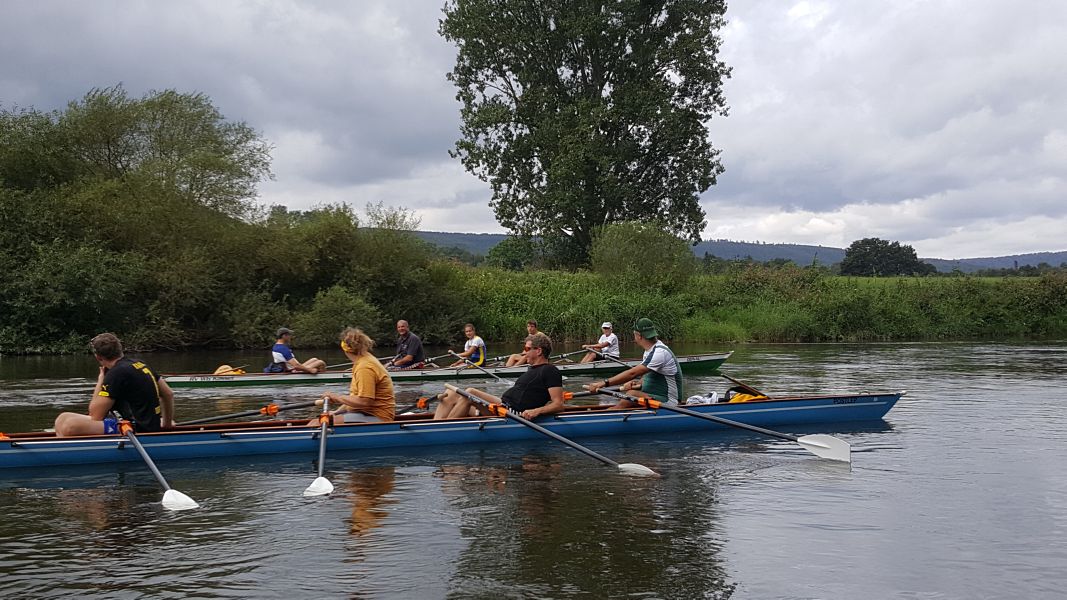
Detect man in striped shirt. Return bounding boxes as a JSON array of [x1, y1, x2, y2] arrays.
[[583, 318, 684, 408]]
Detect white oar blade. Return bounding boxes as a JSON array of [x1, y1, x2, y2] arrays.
[[303, 476, 334, 497], [618, 463, 659, 477], [798, 434, 851, 463], [161, 489, 200, 511]]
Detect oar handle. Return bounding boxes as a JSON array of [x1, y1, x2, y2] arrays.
[[589, 348, 628, 367], [714, 370, 768, 398], [563, 385, 621, 400], [448, 351, 504, 381], [177, 400, 319, 426]]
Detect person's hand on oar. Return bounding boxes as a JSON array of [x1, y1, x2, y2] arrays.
[[593, 388, 851, 463], [448, 351, 505, 382], [118, 421, 199, 510], [444, 384, 657, 477]]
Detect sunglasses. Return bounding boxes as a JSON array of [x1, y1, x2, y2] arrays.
[[523, 345, 535, 352]]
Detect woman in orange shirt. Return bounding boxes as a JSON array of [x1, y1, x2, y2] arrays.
[[314, 328, 395, 424]]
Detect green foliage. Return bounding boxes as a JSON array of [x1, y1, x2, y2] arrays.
[[484, 235, 541, 271], [292, 286, 384, 347], [226, 290, 293, 349], [441, 0, 730, 265], [590, 221, 696, 293], [840, 237, 936, 276]]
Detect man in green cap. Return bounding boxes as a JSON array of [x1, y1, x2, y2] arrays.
[[583, 317, 683, 407]]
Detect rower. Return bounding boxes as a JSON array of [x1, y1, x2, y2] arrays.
[[434, 332, 564, 420], [579, 321, 620, 363], [54, 333, 176, 437], [265, 327, 326, 373], [449, 323, 487, 367], [504, 320, 541, 367], [583, 318, 683, 408], [387, 319, 426, 370], [310, 328, 395, 425]]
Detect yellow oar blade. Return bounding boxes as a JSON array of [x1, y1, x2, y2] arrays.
[[797, 434, 851, 463]]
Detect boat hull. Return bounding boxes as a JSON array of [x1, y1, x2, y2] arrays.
[[161, 352, 733, 388], [1, 391, 900, 470]]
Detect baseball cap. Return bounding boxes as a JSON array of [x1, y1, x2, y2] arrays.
[[601, 322, 612, 329], [633, 318, 658, 338], [276, 327, 294, 337]]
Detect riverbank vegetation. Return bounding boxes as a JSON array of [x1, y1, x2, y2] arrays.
[[3, 87, 1066, 354]]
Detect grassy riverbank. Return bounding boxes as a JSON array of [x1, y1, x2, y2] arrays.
[[458, 267, 1067, 344]]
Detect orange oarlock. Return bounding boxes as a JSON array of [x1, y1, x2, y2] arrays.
[[318, 413, 332, 425], [260, 404, 280, 417], [633, 397, 662, 410], [118, 420, 135, 435], [486, 403, 508, 417], [0, 432, 9, 440], [416, 397, 429, 410]]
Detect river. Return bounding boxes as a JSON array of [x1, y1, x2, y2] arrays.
[[1, 342, 1065, 599]]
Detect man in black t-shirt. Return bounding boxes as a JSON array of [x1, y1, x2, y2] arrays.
[[388, 320, 426, 370], [53, 333, 176, 437], [433, 332, 564, 420]]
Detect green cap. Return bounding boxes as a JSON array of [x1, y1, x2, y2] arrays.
[[633, 318, 658, 338]]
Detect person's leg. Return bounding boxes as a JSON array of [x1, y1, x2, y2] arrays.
[[434, 389, 462, 419], [303, 358, 326, 373], [54, 413, 107, 437], [505, 353, 522, 367], [580, 351, 597, 363]]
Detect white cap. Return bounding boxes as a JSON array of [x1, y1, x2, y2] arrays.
[[601, 322, 612, 328]]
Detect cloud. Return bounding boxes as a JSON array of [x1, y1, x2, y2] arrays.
[[2, 0, 1065, 258]]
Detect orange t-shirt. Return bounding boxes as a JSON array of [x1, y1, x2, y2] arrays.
[[348, 354, 395, 421]]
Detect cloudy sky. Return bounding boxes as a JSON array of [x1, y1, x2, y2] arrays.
[[2, 1, 1064, 259]]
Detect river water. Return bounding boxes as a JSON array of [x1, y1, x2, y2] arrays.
[[1, 342, 1065, 599]]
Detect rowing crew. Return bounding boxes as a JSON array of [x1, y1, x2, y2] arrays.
[[51, 317, 679, 437], [429, 318, 681, 419]]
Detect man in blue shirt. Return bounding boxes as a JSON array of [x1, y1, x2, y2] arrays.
[[266, 327, 326, 373]]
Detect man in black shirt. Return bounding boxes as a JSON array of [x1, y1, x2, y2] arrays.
[[433, 332, 564, 420], [53, 333, 176, 436], [387, 320, 426, 370]]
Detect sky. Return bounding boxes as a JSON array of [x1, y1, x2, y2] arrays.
[[1, 0, 1064, 259]]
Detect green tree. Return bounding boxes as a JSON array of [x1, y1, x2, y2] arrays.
[[589, 221, 696, 293], [840, 238, 935, 276], [484, 235, 542, 271], [441, 0, 731, 265], [1, 85, 272, 216]]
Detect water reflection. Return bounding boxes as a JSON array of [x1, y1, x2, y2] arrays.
[[437, 455, 736, 599]]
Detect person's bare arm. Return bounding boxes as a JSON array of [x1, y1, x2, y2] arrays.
[[157, 378, 175, 427], [88, 367, 113, 420], [521, 387, 565, 419]]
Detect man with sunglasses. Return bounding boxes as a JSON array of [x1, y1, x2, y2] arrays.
[[433, 332, 564, 420], [53, 333, 175, 437]]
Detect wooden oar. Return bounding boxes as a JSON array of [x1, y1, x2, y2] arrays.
[[177, 400, 319, 426], [303, 398, 334, 496], [588, 348, 629, 367], [448, 351, 505, 382], [443, 384, 657, 476], [714, 370, 769, 397], [549, 349, 588, 363], [119, 421, 199, 510], [563, 386, 622, 400], [594, 389, 851, 463]]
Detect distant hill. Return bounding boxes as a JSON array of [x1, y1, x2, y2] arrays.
[[414, 231, 1067, 274]]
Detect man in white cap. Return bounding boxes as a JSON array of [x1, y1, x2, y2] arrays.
[[580, 321, 620, 363]]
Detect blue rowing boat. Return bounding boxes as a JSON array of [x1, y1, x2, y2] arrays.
[[0, 391, 902, 470]]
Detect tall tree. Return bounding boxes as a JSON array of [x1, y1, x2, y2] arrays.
[[840, 238, 936, 276], [441, 0, 731, 265]]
